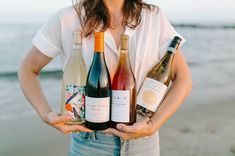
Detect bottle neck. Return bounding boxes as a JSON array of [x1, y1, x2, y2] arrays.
[[73, 43, 82, 50], [118, 34, 131, 70], [72, 43, 82, 58], [167, 37, 181, 54], [91, 50, 106, 73], [162, 51, 174, 65], [161, 43, 178, 64], [93, 52, 105, 61], [119, 49, 131, 65], [115, 49, 132, 75]]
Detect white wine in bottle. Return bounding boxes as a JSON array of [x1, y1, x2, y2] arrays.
[[136, 36, 182, 118], [61, 30, 87, 124]]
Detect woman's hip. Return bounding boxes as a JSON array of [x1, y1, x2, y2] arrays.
[[69, 131, 120, 156]]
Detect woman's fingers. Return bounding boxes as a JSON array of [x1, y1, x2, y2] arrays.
[[104, 128, 133, 140], [103, 121, 154, 140], [47, 112, 72, 125], [52, 115, 72, 124], [63, 125, 93, 133], [45, 112, 93, 134], [116, 124, 138, 133], [57, 124, 93, 134], [57, 125, 92, 134], [74, 125, 93, 133]]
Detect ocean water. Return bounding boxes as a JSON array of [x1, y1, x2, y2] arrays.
[[0, 24, 235, 120], [0, 24, 62, 75]]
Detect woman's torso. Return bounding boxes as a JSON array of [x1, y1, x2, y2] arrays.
[[57, 6, 172, 91]]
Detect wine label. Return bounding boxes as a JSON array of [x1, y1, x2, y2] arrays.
[[85, 96, 110, 123], [65, 85, 85, 121], [137, 78, 167, 112], [111, 90, 130, 122]]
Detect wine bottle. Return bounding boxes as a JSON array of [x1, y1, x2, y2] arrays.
[[61, 30, 87, 124], [136, 36, 182, 118], [85, 32, 111, 130], [111, 34, 136, 128]]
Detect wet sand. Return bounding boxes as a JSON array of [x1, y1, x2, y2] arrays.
[[160, 98, 235, 156], [0, 115, 70, 156]]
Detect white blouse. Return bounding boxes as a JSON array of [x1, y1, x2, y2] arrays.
[[32, 5, 185, 91]]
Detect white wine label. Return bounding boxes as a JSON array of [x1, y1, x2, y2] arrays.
[[137, 78, 167, 112], [85, 96, 110, 123], [111, 90, 130, 122], [65, 85, 85, 121]]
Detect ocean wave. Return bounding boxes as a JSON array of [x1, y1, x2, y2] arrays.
[[173, 24, 235, 29], [0, 70, 62, 79], [2, 23, 235, 30]]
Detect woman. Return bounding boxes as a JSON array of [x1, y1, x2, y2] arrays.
[[18, 0, 192, 155]]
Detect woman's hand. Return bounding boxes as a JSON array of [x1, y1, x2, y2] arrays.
[[104, 119, 156, 140], [45, 112, 93, 134]]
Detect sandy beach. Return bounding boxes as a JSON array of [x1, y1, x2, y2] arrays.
[[160, 94, 235, 156], [0, 84, 234, 156], [0, 116, 70, 156]]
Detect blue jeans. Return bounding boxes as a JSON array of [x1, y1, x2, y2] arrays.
[[69, 131, 160, 156], [69, 131, 120, 156], [69, 114, 160, 156]]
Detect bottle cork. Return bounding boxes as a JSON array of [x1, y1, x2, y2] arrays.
[[121, 34, 129, 50]]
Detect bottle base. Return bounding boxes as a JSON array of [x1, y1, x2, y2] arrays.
[[136, 105, 154, 118], [65, 119, 85, 125], [85, 121, 110, 130]]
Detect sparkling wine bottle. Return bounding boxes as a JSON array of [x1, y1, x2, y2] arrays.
[[61, 30, 87, 124], [136, 36, 182, 117], [85, 32, 111, 130], [111, 34, 136, 128]]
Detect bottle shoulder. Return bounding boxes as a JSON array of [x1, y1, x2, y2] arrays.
[[87, 56, 111, 84]]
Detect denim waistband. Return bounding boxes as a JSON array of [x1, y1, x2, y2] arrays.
[[73, 131, 119, 141]]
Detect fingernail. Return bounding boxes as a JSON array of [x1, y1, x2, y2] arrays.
[[117, 125, 122, 130]]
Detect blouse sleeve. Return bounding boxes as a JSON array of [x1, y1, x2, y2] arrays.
[[157, 8, 186, 59], [32, 11, 63, 58]]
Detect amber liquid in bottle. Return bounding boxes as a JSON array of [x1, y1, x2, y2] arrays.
[[61, 30, 87, 124], [136, 36, 182, 118], [85, 32, 111, 130], [111, 34, 136, 128]]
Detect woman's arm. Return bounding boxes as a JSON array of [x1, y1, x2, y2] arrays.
[[18, 47, 92, 134], [19, 47, 53, 121], [104, 49, 192, 139]]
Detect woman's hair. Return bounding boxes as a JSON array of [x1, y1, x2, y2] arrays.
[[73, 0, 153, 37]]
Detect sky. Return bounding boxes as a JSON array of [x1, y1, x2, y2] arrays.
[[0, 0, 235, 24]]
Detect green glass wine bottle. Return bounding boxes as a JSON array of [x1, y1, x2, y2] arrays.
[[85, 32, 111, 130], [136, 36, 182, 118]]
